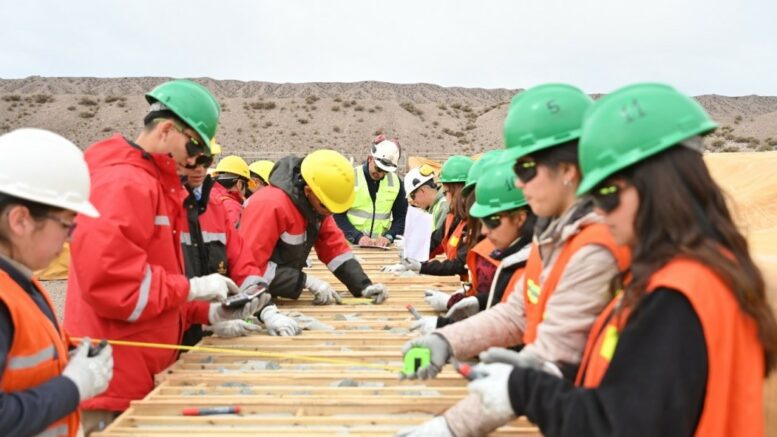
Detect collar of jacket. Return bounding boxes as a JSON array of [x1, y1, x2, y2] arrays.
[[0, 252, 33, 283], [490, 235, 531, 261], [533, 198, 602, 249], [184, 175, 215, 214], [269, 155, 320, 225]]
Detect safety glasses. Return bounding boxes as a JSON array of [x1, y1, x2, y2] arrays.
[[513, 158, 538, 184], [46, 214, 77, 238], [480, 213, 504, 230], [158, 118, 207, 158], [184, 154, 214, 169], [591, 182, 622, 213]]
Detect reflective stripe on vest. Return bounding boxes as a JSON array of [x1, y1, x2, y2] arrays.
[[0, 271, 79, 437], [465, 239, 499, 295], [575, 257, 764, 437], [347, 166, 399, 238], [522, 223, 631, 344]]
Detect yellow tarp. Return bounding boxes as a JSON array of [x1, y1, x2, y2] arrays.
[[35, 242, 70, 281]]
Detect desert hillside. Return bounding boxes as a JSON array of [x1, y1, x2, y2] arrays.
[[1, 76, 776, 166]]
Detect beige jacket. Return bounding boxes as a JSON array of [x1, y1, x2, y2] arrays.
[[440, 200, 621, 437]]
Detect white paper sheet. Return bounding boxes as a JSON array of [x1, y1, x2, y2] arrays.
[[402, 206, 433, 262]]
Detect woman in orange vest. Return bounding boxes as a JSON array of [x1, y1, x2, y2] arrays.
[[383, 155, 474, 279], [0, 129, 113, 437], [398, 84, 629, 437], [411, 158, 535, 334], [467, 84, 777, 437]]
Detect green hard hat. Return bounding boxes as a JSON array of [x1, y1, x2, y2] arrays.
[[146, 79, 221, 156], [469, 160, 528, 218], [462, 150, 502, 196], [439, 155, 474, 183], [501, 83, 593, 165], [577, 83, 718, 195]]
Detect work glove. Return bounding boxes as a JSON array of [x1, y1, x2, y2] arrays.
[[259, 305, 301, 336], [208, 293, 268, 324], [479, 347, 563, 378], [409, 316, 438, 335], [381, 263, 407, 273], [444, 296, 479, 321], [394, 235, 405, 249], [188, 273, 240, 302], [467, 362, 517, 424], [305, 274, 342, 305], [63, 337, 113, 402], [395, 416, 453, 437], [209, 318, 263, 338], [401, 258, 422, 273], [424, 289, 452, 312], [400, 334, 451, 380], [361, 283, 389, 304]]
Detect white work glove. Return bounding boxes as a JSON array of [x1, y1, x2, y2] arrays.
[[479, 347, 563, 378], [381, 263, 407, 273], [259, 305, 301, 336], [361, 283, 389, 304], [62, 338, 113, 402], [208, 294, 267, 324], [424, 289, 452, 312], [409, 316, 438, 335], [401, 258, 422, 273], [188, 273, 240, 302], [400, 334, 451, 380], [467, 362, 517, 424], [305, 274, 342, 305], [394, 235, 405, 249], [444, 296, 479, 321], [209, 318, 263, 338], [395, 416, 453, 437]]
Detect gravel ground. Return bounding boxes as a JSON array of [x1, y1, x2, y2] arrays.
[[41, 280, 67, 321]]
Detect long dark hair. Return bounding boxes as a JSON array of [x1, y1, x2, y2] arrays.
[[614, 145, 777, 374], [464, 191, 479, 251], [444, 182, 467, 222]]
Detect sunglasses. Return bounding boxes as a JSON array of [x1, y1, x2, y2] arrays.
[[480, 213, 505, 230], [158, 118, 207, 158], [513, 158, 538, 184], [184, 154, 214, 169], [46, 214, 77, 238], [591, 183, 621, 213]]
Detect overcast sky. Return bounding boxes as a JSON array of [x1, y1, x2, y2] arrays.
[[1, 0, 775, 95]]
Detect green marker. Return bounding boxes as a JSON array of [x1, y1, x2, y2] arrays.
[[403, 346, 431, 376]]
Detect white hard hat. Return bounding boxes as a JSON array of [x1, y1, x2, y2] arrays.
[[0, 128, 99, 217], [404, 165, 436, 198], [371, 139, 400, 173]]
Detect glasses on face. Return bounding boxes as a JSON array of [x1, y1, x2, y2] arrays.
[[183, 154, 214, 169], [480, 213, 504, 230], [591, 183, 622, 213], [45, 214, 77, 238], [513, 158, 538, 184], [158, 118, 206, 158]]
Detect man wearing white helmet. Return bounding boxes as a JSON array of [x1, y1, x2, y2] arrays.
[[333, 134, 408, 247], [404, 164, 449, 232]]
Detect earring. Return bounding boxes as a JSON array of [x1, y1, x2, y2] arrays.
[[563, 179, 571, 187]]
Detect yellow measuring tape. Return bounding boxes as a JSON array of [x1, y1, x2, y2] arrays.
[[72, 337, 403, 373]]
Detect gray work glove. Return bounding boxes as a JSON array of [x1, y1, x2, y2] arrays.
[[409, 316, 438, 335], [395, 416, 453, 437], [444, 296, 479, 321], [62, 337, 113, 402], [401, 258, 422, 273], [209, 318, 263, 337], [424, 289, 452, 312], [305, 274, 342, 305], [188, 273, 240, 302], [259, 305, 301, 336], [393, 235, 405, 249], [400, 334, 451, 380], [467, 362, 517, 424], [479, 347, 563, 377], [381, 263, 408, 273], [208, 293, 269, 324], [362, 283, 389, 304]]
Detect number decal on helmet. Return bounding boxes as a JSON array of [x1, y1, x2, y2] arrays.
[[620, 99, 646, 123], [546, 99, 560, 114]]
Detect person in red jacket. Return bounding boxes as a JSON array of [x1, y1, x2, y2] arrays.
[[63, 80, 260, 434], [211, 155, 255, 228], [178, 156, 300, 343], [240, 150, 389, 305]]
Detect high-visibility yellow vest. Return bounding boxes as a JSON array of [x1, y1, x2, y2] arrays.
[[347, 165, 400, 238]]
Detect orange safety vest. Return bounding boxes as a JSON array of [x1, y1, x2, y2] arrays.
[[0, 271, 79, 437], [442, 214, 467, 261], [575, 257, 764, 437], [500, 265, 526, 304], [465, 239, 499, 296], [522, 223, 630, 344]]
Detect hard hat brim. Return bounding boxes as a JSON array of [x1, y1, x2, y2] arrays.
[[373, 157, 397, 173]]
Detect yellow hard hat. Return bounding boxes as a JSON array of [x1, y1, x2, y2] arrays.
[[300, 150, 355, 213], [248, 160, 275, 183], [215, 155, 257, 191], [209, 138, 222, 155]]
